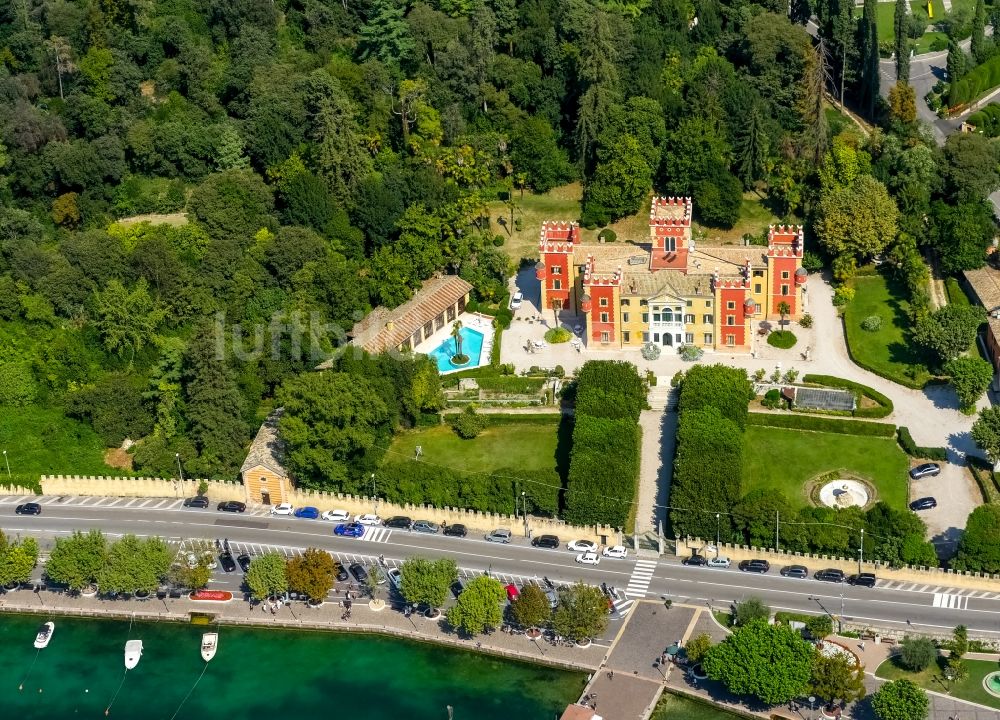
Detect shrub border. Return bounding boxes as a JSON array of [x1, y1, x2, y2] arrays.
[[801, 374, 894, 419], [747, 412, 896, 437], [896, 426, 948, 462]]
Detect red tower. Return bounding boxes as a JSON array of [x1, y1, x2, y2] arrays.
[[649, 197, 693, 272], [538, 221, 579, 316], [766, 225, 804, 318]]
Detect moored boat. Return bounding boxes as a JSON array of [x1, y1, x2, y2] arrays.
[[124, 639, 143, 669], [33, 622, 54, 649], [200, 632, 218, 662]]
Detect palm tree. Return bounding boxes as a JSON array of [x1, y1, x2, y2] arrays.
[[777, 301, 791, 331], [451, 320, 464, 360]]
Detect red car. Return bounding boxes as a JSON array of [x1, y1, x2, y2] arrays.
[[505, 584, 520, 602]]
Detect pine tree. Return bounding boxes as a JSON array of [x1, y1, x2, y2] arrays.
[[734, 102, 769, 188], [576, 11, 622, 176], [799, 42, 830, 166], [830, 0, 856, 108], [894, 0, 910, 84], [947, 39, 970, 83], [971, 0, 990, 64], [358, 0, 416, 69], [859, 0, 881, 118]]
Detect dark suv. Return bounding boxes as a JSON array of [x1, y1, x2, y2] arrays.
[[780, 564, 809, 579], [384, 516, 412, 529], [217, 501, 246, 513], [738, 559, 770, 573], [14, 502, 41, 515], [815, 568, 846, 583], [531, 534, 560, 549], [443, 524, 467, 538], [183, 496, 209, 508], [849, 573, 876, 588]]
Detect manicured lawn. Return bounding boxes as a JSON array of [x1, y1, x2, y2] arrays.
[[651, 691, 749, 720], [387, 422, 563, 476], [914, 30, 949, 53], [743, 425, 909, 509], [876, 655, 1000, 709], [844, 274, 932, 388], [0, 404, 126, 481]]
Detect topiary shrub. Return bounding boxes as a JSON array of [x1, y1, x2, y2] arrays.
[[860, 315, 882, 332], [762, 388, 782, 409], [767, 330, 797, 349], [544, 327, 572, 343], [679, 344, 703, 361], [598, 228, 617, 242], [492, 235, 505, 247], [799, 313, 813, 329], [641, 342, 661, 361], [832, 286, 855, 306], [453, 406, 487, 439]]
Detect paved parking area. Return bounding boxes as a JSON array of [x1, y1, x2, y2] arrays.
[[908, 462, 981, 555]]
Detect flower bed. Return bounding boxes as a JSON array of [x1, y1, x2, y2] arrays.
[[189, 589, 233, 602]]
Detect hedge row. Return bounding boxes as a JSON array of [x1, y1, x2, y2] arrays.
[[950, 53, 1000, 108], [967, 103, 1000, 137], [967, 456, 1000, 504], [896, 427, 948, 462], [801, 374, 894, 419], [746, 412, 896, 438], [475, 376, 547, 394], [443, 412, 562, 426]]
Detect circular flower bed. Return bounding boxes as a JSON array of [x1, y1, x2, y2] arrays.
[[449, 354, 470, 366], [544, 327, 572, 343], [767, 330, 797, 349]]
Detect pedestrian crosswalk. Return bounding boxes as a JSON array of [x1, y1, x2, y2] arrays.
[[878, 579, 1000, 603], [361, 526, 392, 543], [932, 592, 970, 610], [625, 559, 658, 597]]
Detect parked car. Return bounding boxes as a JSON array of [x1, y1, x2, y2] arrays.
[[576, 551, 601, 565], [682, 555, 707, 566], [334, 563, 349, 582], [510, 291, 523, 310], [217, 501, 246, 513], [387, 568, 403, 591], [815, 568, 846, 583], [293, 506, 319, 519], [504, 584, 520, 602], [356, 514, 381, 526], [451, 580, 465, 599], [568, 540, 599, 552], [545, 588, 559, 609], [531, 534, 560, 549], [485, 528, 512, 544], [850, 573, 877, 588], [183, 496, 209, 508], [412, 520, 440, 534], [707, 556, 731, 569], [384, 516, 413, 529], [219, 553, 237, 573], [909, 463, 941, 480], [321, 509, 350, 522], [237, 554, 252, 573], [738, 559, 770, 573], [348, 563, 368, 583], [443, 523, 467, 538], [14, 502, 41, 515], [270, 503, 294, 516], [910, 497, 937, 511], [780, 565, 809, 579], [334, 522, 365, 538], [602, 545, 628, 559]]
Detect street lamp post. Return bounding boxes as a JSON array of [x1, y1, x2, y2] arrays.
[[2, 450, 9, 478], [521, 491, 529, 538], [859, 528, 865, 574], [715, 513, 720, 556], [175, 453, 184, 497], [371, 473, 377, 513], [808, 696, 816, 718]]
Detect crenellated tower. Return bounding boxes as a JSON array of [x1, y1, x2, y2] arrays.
[[648, 196, 693, 271], [536, 221, 580, 317], [765, 224, 805, 319]]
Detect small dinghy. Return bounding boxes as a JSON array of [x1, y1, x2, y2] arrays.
[[124, 639, 143, 669], [200, 632, 218, 662], [33, 622, 54, 649]]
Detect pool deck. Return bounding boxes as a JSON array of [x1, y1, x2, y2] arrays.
[[414, 311, 495, 374]]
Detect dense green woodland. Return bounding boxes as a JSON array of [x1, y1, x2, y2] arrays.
[[0, 0, 996, 495]]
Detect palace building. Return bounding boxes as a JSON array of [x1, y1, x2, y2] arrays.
[[536, 197, 807, 353]]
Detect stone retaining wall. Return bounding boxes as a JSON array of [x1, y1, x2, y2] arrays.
[[28, 476, 617, 545], [677, 536, 1000, 592]]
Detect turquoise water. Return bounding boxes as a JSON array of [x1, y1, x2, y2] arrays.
[[0, 614, 583, 718], [428, 328, 485, 372]]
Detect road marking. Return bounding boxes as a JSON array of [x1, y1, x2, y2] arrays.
[[932, 592, 969, 610], [362, 527, 391, 543], [625, 560, 658, 597]]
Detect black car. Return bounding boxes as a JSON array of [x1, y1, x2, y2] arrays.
[[237, 554, 252, 573], [348, 563, 368, 583], [219, 553, 237, 573], [815, 568, 846, 583], [384, 516, 412, 529], [780, 564, 809, 579], [334, 563, 349, 582], [909, 463, 941, 480], [738, 559, 770, 573], [682, 555, 708, 566], [217, 501, 246, 513], [910, 497, 937, 511], [443, 523, 467, 538], [531, 534, 560, 549], [183, 496, 209, 508], [850, 573, 877, 588], [14, 502, 41, 515]]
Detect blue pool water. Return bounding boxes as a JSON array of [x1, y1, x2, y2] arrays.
[[428, 327, 485, 372]]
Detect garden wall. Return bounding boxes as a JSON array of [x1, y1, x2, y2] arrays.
[[676, 537, 1000, 593], [26, 476, 616, 546]]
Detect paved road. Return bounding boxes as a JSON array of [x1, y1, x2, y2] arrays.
[[7, 497, 1000, 637]]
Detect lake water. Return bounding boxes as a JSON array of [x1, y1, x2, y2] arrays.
[[0, 614, 584, 719]]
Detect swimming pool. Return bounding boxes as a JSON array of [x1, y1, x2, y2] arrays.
[[427, 327, 485, 372]]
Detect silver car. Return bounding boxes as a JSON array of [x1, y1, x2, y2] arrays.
[[485, 528, 512, 544], [412, 520, 440, 534]]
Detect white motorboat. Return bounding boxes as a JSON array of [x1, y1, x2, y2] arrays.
[[124, 639, 143, 669], [33, 622, 54, 649], [200, 632, 218, 662]]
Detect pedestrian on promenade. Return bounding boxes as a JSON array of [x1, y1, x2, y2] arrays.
[[859, 641, 866, 652]]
